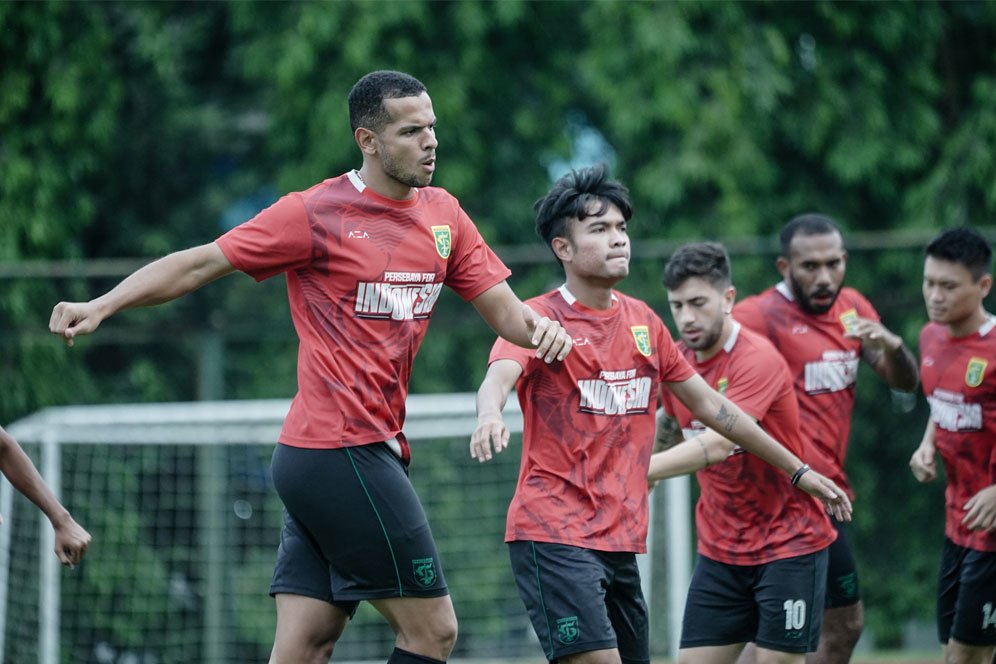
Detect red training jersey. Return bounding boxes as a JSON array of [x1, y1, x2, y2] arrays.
[[491, 286, 695, 553], [216, 171, 511, 459], [660, 322, 836, 565], [734, 282, 880, 499], [919, 317, 996, 552]]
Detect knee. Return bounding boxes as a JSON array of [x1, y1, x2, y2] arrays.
[[269, 640, 336, 664], [430, 613, 458, 655]]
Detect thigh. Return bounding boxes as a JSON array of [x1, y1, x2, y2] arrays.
[[950, 547, 996, 646], [824, 519, 860, 608], [937, 538, 965, 644], [601, 552, 649, 664], [754, 549, 828, 654], [508, 541, 621, 661], [680, 556, 757, 649], [271, 442, 447, 601]]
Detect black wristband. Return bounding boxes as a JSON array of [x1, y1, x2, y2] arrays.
[[791, 464, 811, 486]]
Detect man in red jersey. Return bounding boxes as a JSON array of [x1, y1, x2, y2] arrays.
[[734, 214, 918, 664], [471, 166, 850, 664], [909, 227, 996, 664], [650, 242, 836, 664], [48, 70, 573, 664]]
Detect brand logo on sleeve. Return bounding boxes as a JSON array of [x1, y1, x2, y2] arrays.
[[431, 225, 451, 259], [631, 325, 651, 356], [965, 357, 987, 388]]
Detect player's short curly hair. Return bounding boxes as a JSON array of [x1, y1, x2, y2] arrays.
[[926, 227, 992, 281], [663, 242, 732, 291], [348, 71, 427, 134], [534, 163, 632, 263], [780, 213, 842, 256]]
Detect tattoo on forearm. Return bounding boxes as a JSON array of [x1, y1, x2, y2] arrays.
[[654, 414, 684, 453], [716, 404, 738, 433]]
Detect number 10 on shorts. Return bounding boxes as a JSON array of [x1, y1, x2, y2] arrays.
[[784, 599, 808, 630]]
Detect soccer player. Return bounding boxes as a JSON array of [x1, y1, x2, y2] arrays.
[[470, 166, 850, 664], [650, 242, 837, 664], [48, 70, 572, 664], [734, 214, 919, 664], [0, 424, 90, 567], [909, 227, 996, 664]]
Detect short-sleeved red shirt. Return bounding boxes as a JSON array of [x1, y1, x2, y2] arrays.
[[734, 283, 880, 498], [919, 317, 996, 552], [660, 323, 836, 565], [491, 287, 695, 553], [216, 172, 511, 458]]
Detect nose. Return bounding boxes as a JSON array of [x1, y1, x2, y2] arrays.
[[676, 306, 696, 326], [424, 128, 438, 150], [610, 228, 627, 246]]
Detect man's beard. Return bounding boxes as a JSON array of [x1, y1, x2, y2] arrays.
[[789, 274, 840, 315]]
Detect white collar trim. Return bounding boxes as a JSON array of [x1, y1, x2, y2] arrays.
[[348, 169, 366, 192], [557, 284, 618, 306], [775, 281, 794, 301], [723, 321, 742, 353]]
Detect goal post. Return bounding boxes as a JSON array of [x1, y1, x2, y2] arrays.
[[3, 395, 690, 663]]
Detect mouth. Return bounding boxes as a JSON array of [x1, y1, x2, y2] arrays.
[[421, 157, 435, 174]]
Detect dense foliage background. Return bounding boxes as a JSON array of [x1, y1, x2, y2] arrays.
[[3, 0, 996, 654]]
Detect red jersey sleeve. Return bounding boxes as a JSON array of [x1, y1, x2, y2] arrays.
[[443, 204, 511, 301], [721, 338, 782, 422], [215, 194, 313, 282], [656, 320, 696, 384], [732, 296, 765, 334]]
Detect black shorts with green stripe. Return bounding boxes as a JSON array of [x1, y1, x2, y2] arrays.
[[507, 540, 650, 664], [269, 442, 448, 610]]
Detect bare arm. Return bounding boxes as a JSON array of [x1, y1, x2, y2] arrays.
[[909, 419, 937, 482], [664, 373, 852, 520], [470, 282, 571, 363], [470, 359, 523, 463], [648, 429, 736, 482], [653, 408, 686, 453], [49, 242, 236, 346], [0, 427, 90, 566], [850, 318, 919, 391]]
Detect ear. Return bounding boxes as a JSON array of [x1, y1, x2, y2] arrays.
[[354, 127, 378, 155], [979, 273, 993, 299], [723, 286, 737, 314], [776, 256, 790, 280], [551, 236, 572, 263]]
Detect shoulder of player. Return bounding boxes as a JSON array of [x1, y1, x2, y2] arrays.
[[836, 286, 878, 312]]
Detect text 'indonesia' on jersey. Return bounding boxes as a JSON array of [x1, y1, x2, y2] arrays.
[[354, 271, 444, 321], [928, 388, 983, 432], [577, 369, 653, 415], [803, 349, 859, 395]]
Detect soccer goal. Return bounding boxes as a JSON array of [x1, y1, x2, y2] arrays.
[[2, 395, 690, 664]]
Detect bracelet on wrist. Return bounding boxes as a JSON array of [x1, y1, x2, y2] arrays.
[[791, 463, 811, 486]]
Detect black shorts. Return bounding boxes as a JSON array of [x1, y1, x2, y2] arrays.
[[937, 538, 996, 646], [269, 442, 448, 608], [680, 549, 828, 654], [507, 541, 650, 664], [825, 518, 861, 608]]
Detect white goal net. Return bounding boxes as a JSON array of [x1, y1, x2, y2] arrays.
[[2, 395, 690, 664]]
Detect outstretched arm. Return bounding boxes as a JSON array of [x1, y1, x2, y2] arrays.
[[850, 317, 919, 391], [665, 374, 852, 521], [0, 426, 90, 566], [470, 359, 523, 463], [471, 282, 572, 363], [49, 242, 236, 346], [648, 429, 736, 483]]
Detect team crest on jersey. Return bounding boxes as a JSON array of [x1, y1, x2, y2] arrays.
[[839, 308, 859, 335], [431, 225, 451, 259], [412, 558, 437, 588], [556, 616, 580, 644], [965, 357, 987, 388], [631, 325, 651, 356], [716, 377, 728, 395]]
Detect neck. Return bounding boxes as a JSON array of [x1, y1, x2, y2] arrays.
[[564, 275, 615, 310], [356, 167, 415, 201]]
